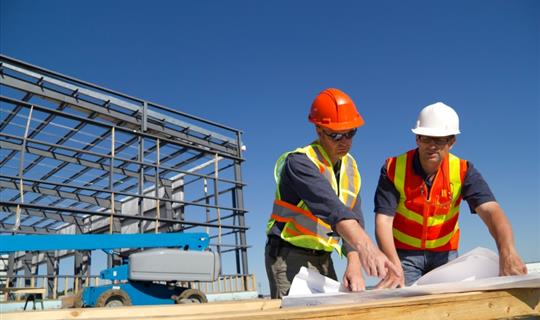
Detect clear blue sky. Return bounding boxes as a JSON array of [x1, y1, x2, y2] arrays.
[[1, 0, 539, 295]]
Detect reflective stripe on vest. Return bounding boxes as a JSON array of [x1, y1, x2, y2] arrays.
[[270, 199, 340, 249], [267, 142, 361, 253], [389, 149, 467, 251]]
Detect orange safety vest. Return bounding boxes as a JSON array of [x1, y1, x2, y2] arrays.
[[387, 149, 467, 251], [266, 142, 361, 254]]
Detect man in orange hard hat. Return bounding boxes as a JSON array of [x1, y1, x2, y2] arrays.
[[265, 88, 400, 298], [374, 102, 527, 288]]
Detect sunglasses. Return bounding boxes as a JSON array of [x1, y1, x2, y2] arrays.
[[417, 135, 454, 146], [321, 128, 357, 141]]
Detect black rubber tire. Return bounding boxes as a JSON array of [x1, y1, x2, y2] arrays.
[[95, 289, 132, 307], [175, 288, 208, 304]]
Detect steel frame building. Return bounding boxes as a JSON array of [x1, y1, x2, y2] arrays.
[[0, 55, 250, 295]]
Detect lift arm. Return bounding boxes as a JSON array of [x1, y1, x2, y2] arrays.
[[0, 232, 209, 253]]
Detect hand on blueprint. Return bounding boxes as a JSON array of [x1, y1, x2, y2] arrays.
[[336, 219, 401, 279], [499, 247, 527, 276], [356, 240, 401, 279], [375, 263, 404, 289], [342, 251, 365, 291]]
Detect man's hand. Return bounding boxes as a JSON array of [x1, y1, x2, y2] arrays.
[[335, 219, 401, 279], [374, 213, 404, 288], [475, 202, 528, 277], [342, 251, 365, 292], [375, 264, 404, 289], [356, 239, 400, 278], [499, 247, 527, 276]]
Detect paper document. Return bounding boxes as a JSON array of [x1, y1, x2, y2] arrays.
[[282, 273, 540, 307], [282, 247, 540, 308], [413, 247, 499, 286], [288, 266, 346, 296]]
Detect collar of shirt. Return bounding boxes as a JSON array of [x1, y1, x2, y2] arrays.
[[412, 148, 435, 188], [333, 159, 342, 175]]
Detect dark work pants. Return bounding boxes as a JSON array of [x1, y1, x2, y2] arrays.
[[265, 242, 336, 299]]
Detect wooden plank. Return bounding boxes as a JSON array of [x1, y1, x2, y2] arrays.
[[0, 287, 46, 294], [241, 289, 539, 320], [156, 289, 540, 320], [3, 289, 538, 320], [2, 298, 281, 320], [1, 287, 46, 303], [1, 287, 44, 302]]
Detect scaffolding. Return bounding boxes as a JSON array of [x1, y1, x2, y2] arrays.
[[0, 55, 250, 297]]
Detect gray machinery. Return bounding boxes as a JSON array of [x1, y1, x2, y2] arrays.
[[0, 232, 220, 306]]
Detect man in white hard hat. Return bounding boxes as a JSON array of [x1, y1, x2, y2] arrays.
[[373, 102, 527, 287]]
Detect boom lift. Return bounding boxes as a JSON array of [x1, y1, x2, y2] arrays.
[[0, 232, 220, 307]]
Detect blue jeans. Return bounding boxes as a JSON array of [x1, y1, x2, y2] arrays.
[[397, 249, 458, 286]]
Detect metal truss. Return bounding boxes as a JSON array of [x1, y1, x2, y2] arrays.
[[0, 55, 250, 290]]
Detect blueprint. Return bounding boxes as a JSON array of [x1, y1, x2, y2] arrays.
[[282, 247, 540, 308]]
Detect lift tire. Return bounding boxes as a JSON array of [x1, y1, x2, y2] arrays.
[[175, 288, 208, 304], [95, 289, 132, 307]]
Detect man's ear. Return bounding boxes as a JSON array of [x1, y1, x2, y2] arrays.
[[315, 126, 322, 137], [449, 136, 457, 149]]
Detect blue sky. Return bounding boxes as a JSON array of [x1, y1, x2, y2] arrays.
[[1, 0, 539, 295]]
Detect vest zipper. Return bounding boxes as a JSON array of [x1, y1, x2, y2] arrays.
[[421, 186, 428, 249]]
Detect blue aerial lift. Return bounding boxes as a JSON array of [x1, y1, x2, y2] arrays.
[[0, 232, 220, 307]]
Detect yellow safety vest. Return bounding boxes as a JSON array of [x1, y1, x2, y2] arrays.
[[266, 142, 361, 254]]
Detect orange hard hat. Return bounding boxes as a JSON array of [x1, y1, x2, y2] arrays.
[[308, 88, 365, 131]]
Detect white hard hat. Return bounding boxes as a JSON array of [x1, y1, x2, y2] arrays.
[[411, 102, 461, 137]]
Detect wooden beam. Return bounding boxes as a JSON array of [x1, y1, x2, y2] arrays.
[[4, 288, 539, 320], [3, 298, 280, 319]]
